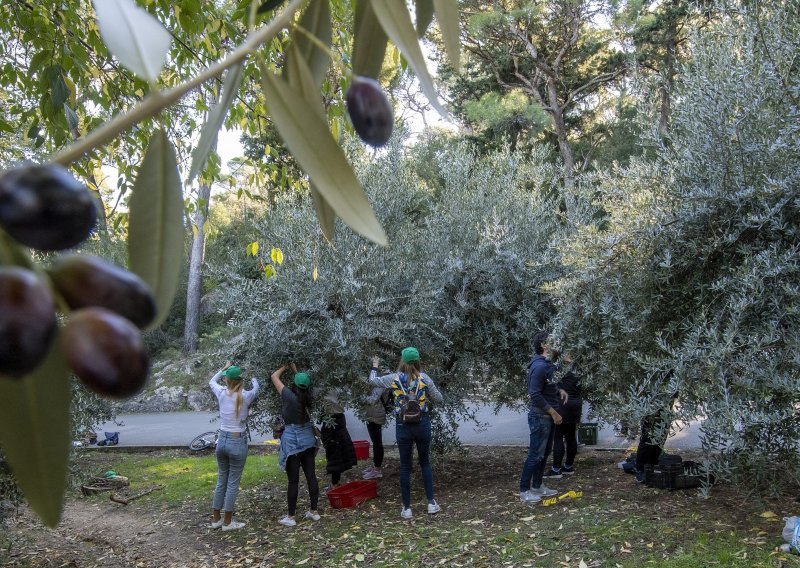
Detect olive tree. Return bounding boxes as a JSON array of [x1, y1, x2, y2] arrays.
[[208, 135, 565, 446], [551, 2, 800, 492]]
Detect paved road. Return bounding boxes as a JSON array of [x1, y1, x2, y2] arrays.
[[94, 404, 703, 450]]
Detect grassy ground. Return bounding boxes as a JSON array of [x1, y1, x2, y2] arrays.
[[2, 447, 799, 567]]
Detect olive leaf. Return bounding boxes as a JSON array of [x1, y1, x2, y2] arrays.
[[259, 70, 387, 245], [433, 0, 461, 70], [92, 0, 171, 83], [128, 130, 185, 329], [291, 0, 332, 87], [352, 0, 388, 79], [188, 62, 245, 184], [414, 0, 434, 38], [284, 44, 337, 242], [0, 341, 72, 528], [310, 183, 336, 241], [370, 0, 446, 115]]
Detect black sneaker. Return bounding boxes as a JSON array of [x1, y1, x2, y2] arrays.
[[542, 468, 563, 480], [635, 470, 646, 484], [561, 465, 575, 475]]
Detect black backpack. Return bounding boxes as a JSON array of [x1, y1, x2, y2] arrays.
[[396, 378, 422, 424], [379, 388, 394, 415]]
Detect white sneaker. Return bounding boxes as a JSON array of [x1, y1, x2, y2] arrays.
[[209, 518, 224, 529], [221, 520, 245, 531], [531, 485, 558, 497], [363, 468, 383, 480], [278, 516, 297, 526], [304, 511, 321, 521], [519, 490, 542, 503], [400, 507, 413, 519], [427, 500, 441, 514], [363, 465, 375, 474]]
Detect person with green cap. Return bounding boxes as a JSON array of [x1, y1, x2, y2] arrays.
[[368, 347, 443, 519], [271, 364, 320, 527], [208, 361, 260, 531]]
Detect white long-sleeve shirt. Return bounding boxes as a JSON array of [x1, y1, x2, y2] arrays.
[[209, 371, 260, 433]]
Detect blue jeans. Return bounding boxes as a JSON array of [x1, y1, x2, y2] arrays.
[[519, 412, 554, 492], [212, 431, 248, 512], [396, 415, 434, 508]]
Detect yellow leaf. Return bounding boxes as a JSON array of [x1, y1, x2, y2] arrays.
[[312, 267, 318, 281], [355, 554, 365, 562], [247, 241, 259, 256], [271, 247, 284, 265], [264, 265, 277, 278], [760, 511, 777, 518]]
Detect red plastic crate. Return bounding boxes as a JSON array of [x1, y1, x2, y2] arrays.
[[353, 440, 370, 460], [327, 480, 377, 509]]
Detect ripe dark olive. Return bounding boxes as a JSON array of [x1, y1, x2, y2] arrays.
[[50, 254, 156, 329], [62, 307, 150, 399], [346, 76, 393, 147], [0, 163, 97, 251], [0, 267, 57, 378]]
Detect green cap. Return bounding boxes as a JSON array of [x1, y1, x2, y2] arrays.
[[223, 366, 242, 380], [401, 347, 420, 363], [294, 372, 311, 389]]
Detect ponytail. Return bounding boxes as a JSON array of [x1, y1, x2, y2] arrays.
[[227, 378, 245, 418]]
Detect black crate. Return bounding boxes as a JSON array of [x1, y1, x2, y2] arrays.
[[673, 474, 702, 490]]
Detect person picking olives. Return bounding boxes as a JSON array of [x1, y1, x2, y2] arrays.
[[208, 362, 260, 531]]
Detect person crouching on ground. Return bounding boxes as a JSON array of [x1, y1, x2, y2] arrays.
[[369, 347, 443, 519], [519, 333, 568, 503], [272, 364, 321, 527], [320, 387, 357, 491], [208, 362, 259, 531]]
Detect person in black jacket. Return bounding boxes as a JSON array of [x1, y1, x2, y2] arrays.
[[519, 332, 568, 503], [544, 354, 582, 477]]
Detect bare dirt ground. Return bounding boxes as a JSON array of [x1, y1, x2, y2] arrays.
[[2, 447, 799, 567]]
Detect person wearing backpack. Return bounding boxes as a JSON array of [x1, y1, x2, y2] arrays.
[[368, 347, 443, 519], [271, 364, 321, 527], [362, 385, 393, 480], [208, 362, 260, 531]]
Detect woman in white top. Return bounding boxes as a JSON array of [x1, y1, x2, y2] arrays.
[[208, 362, 259, 531]]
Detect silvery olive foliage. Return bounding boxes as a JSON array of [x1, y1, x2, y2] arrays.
[[550, 3, 800, 492], [211, 134, 566, 447]]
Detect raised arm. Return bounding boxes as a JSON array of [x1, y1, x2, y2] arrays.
[[271, 365, 288, 394], [244, 378, 260, 402], [368, 356, 396, 388], [208, 361, 232, 394], [422, 374, 443, 402]]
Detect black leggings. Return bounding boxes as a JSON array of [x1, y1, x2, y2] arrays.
[[552, 422, 577, 469], [286, 447, 319, 516], [366, 422, 384, 468]]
